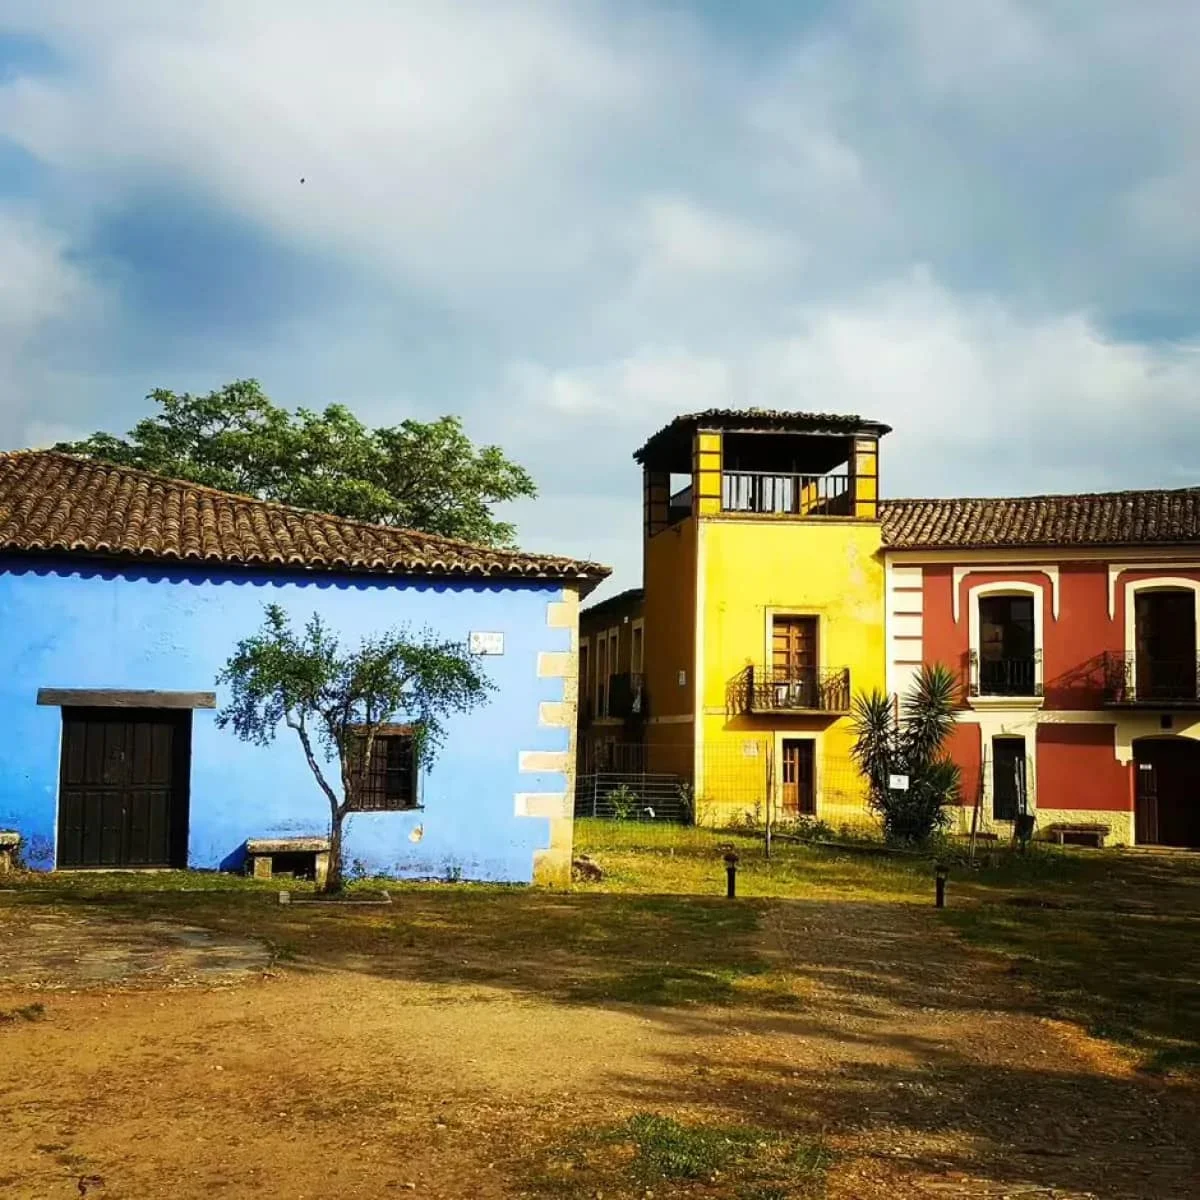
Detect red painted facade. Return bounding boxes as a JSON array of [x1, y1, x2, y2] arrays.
[[1036, 724, 1131, 814], [911, 556, 1200, 831]]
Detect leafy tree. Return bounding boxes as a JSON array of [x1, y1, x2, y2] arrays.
[[216, 604, 493, 893], [57, 380, 536, 546], [850, 664, 962, 845]]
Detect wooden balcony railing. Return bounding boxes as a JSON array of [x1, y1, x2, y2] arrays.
[[1102, 651, 1200, 705], [727, 665, 851, 715], [721, 470, 852, 517]]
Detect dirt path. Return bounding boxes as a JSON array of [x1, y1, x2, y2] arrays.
[[1, 897, 1196, 1199]]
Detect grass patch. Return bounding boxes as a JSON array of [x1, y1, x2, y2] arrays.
[[0, 1002, 45, 1025], [947, 904, 1200, 1074], [575, 819, 936, 902], [531, 1112, 831, 1197]]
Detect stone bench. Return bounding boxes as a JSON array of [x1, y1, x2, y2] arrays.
[[1044, 823, 1109, 849], [0, 831, 20, 873], [244, 838, 330, 888]]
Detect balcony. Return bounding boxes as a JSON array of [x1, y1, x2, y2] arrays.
[[968, 650, 1042, 701], [606, 672, 647, 721], [722, 470, 852, 518], [1102, 652, 1200, 706], [728, 665, 851, 715]]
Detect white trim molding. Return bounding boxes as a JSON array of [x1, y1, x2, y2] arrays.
[[886, 563, 924, 697], [1109, 563, 1200, 619], [1122, 577, 1200, 699], [953, 565, 1059, 623], [966, 579, 1045, 705]]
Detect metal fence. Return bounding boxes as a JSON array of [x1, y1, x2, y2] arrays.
[[573, 739, 878, 832], [574, 771, 693, 822]]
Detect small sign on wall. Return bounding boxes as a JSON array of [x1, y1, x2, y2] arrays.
[[888, 773, 910, 791], [742, 741, 760, 758], [469, 631, 505, 656]]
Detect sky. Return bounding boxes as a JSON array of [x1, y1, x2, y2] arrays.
[[2, 1, 1200, 599]]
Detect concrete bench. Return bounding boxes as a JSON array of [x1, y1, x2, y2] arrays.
[[0, 831, 20, 873], [245, 838, 330, 888], [1044, 823, 1109, 849]]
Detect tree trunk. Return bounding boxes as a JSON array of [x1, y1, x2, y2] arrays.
[[323, 812, 345, 895]]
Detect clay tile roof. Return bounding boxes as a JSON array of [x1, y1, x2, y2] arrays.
[[0, 450, 610, 591], [634, 408, 891, 465], [880, 488, 1200, 550]]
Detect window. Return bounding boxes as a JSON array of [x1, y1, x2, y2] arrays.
[[978, 595, 1036, 696], [347, 725, 419, 811], [1134, 590, 1198, 700], [770, 615, 818, 706], [579, 640, 591, 716], [631, 621, 644, 675], [992, 737, 1026, 822], [595, 635, 608, 717]]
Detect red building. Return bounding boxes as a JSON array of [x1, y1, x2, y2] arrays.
[[882, 487, 1200, 848]]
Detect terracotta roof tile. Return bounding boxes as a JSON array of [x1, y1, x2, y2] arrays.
[[634, 408, 891, 465], [0, 450, 609, 590], [881, 488, 1200, 550]]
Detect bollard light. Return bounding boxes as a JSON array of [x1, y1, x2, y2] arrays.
[[724, 851, 739, 899], [934, 862, 948, 909]]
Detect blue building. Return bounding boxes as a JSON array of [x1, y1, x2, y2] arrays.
[[0, 451, 606, 884]]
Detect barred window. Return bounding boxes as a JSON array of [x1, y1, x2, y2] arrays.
[[346, 724, 419, 811]]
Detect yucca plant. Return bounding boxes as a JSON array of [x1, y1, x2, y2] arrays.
[[850, 664, 962, 845]]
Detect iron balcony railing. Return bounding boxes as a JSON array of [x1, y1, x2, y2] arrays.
[[968, 649, 1042, 698], [1102, 651, 1200, 704], [721, 470, 852, 517], [728, 665, 851, 715]]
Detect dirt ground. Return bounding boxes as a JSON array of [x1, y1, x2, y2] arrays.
[[1, 892, 1197, 1200]]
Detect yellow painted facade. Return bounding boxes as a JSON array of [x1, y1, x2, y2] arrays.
[[696, 517, 884, 826], [630, 417, 889, 830]]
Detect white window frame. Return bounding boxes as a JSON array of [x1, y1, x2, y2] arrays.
[[630, 618, 645, 675], [967, 580, 1044, 707]]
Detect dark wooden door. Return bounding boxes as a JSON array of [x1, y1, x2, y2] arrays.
[[1134, 740, 1200, 848], [781, 740, 815, 817], [1135, 591, 1197, 700], [992, 737, 1026, 822], [57, 709, 191, 868], [1135, 760, 1158, 846]]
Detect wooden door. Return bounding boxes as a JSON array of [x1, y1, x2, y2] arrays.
[[781, 739, 815, 816], [992, 737, 1026, 821], [1135, 760, 1158, 846], [57, 708, 191, 868], [772, 616, 817, 674], [1135, 591, 1197, 700], [772, 616, 817, 707]]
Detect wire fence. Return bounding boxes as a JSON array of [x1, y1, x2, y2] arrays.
[[574, 737, 880, 833]]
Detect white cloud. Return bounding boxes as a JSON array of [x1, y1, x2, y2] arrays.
[[635, 196, 802, 277], [2, 0, 1200, 598], [0, 209, 101, 446], [0, 1, 659, 306]]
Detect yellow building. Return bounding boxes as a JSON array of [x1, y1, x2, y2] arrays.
[[582, 409, 891, 828]]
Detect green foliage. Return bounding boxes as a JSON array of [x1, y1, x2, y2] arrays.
[[539, 1113, 831, 1197], [850, 663, 962, 845], [604, 783, 638, 821], [57, 379, 536, 546], [216, 604, 493, 890]]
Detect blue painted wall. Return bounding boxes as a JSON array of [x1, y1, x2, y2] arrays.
[[0, 557, 569, 882]]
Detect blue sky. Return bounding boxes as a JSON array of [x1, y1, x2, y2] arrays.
[[2, 1, 1200, 596]]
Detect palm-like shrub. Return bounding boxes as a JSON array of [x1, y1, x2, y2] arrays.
[[850, 664, 962, 845]]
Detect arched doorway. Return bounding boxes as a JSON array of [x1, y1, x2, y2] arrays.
[[1134, 738, 1200, 848]]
